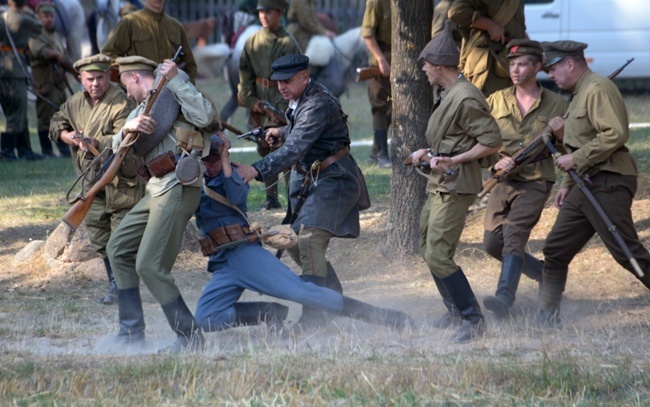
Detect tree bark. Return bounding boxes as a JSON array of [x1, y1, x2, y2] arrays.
[[381, 0, 433, 259]]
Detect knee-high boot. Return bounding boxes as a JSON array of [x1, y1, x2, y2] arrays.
[[1, 132, 18, 160], [96, 258, 117, 305], [116, 287, 145, 344], [338, 296, 413, 331], [325, 262, 343, 294], [483, 255, 524, 318], [232, 302, 289, 332], [522, 253, 544, 298], [292, 275, 331, 331], [440, 268, 486, 343], [160, 296, 205, 354], [431, 273, 461, 328], [37, 130, 54, 157], [374, 129, 391, 168], [538, 267, 567, 327]]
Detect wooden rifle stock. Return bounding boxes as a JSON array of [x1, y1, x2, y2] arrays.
[[58, 59, 81, 83], [61, 46, 184, 230], [262, 100, 287, 125], [220, 121, 244, 135], [355, 66, 381, 82]]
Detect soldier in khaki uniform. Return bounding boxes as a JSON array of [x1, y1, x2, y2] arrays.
[[482, 40, 568, 318], [448, 0, 527, 97], [539, 41, 650, 326], [238, 0, 300, 210], [286, 0, 335, 52], [28, 2, 70, 158], [106, 56, 216, 354], [0, 0, 44, 161], [408, 23, 501, 343], [360, 0, 392, 168], [50, 54, 141, 305], [101, 0, 197, 83]]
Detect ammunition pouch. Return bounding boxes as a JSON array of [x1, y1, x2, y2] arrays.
[[198, 224, 259, 256], [137, 151, 176, 182]]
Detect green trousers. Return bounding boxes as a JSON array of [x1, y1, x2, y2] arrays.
[[286, 227, 332, 279], [108, 184, 200, 305]]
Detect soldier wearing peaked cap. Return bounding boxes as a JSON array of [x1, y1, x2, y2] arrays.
[[481, 39, 568, 318], [237, 53, 370, 332], [538, 40, 650, 327], [238, 0, 301, 211], [50, 53, 141, 306], [407, 22, 502, 343]]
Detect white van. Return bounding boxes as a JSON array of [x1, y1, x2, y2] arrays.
[[524, 0, 650, 79]]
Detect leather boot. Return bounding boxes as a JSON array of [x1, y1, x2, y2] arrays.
[[115, 287, 145, 344], [638, 272, 650, 290], [233, 302, 289, 333], [292, 275, 331, 332], [325, 262, 343, 294], [483, 255, 524, 318], [38, 130, 55, 157], [159, 296, 205, 354], [522, 253, 544, 298], [1, 132, 18, 161], [538, 267, 567, 328], [96, 258, 117, 305], [431, 273, 461, 329], [338, 296, 414, 331], [374, 130, 391, 168], [441, 268, 487, 343]]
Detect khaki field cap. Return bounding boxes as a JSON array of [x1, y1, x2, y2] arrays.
[[257, 0, 289, 11], [73, 54, 112, 72], [270, 54, 310, 80], [507, 39, 543, 59], [419, 21, 459, 67], [541, 40, 588, 68], [36, 2, 56, 13], [116, 56, 158, 76]]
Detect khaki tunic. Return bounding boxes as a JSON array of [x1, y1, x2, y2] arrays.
[[448, 0, 527, 96], [425, 77, 502, 195], [287, 0, 326, 52], [360, 0, 391, 66], [0, 9, 41, 79], [101, 8, 197, 83], [29, 28, 68, 132], [238, 26, 301, 127], [561, 69, 636, 190], [487, 85, 568, 182]]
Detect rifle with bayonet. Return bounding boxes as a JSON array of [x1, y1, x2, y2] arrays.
[[477, 57, 635, 198], [61, 46, 184, 230]]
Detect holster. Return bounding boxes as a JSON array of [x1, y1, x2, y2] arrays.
[[198, 224, 259, 256], [137, 151, 176, 182]]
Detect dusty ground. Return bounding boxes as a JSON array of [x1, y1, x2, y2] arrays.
[[1, 187, 649, 363]]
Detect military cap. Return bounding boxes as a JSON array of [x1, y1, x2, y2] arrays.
[[419, 21, 459, 67], [73, 54, 112, 72], [257, 0, 289, 11], [270, 54, 310, 80], [507, 39, 543, 58], [116, 56, 157, 76], [542, 40, 588, 68], [36, 2, 56, 13]]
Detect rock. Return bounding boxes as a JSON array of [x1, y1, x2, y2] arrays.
[[44, 223, 97, 264], [12, 240, 45, 265]]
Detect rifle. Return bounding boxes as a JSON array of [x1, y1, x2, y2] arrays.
[[57, 59, 81, 83], [542, 134, 644, 278], [403, 150, 457, 176], [262, 100, 287, 125], [72, 131, 102, 160], [220, 121, 244, 136], [61, 46, 184, 230], [478, 57, 636, 198], [355, 66, 382, 82]]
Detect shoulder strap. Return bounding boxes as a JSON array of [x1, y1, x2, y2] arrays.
[[203, 180, 252, 226]]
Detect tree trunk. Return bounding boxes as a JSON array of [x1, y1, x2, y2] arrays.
[[381, 0, 433, 259]]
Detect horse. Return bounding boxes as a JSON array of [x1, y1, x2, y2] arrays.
[[46, 0, 87, 62], [209, 12, 366, 123]]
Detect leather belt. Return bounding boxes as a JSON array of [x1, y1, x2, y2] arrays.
[[198, 224, 258, 256], [294, 147, 350, 174], [0, 45, 28, 54], [256, 77, 278, 88]]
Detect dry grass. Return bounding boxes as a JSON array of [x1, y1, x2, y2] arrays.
[[1, 81, 649, 405]]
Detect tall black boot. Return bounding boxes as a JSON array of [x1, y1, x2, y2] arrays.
[[338, 296, 413, 331], [374, 130, 391, 168], [325, 262, 343, 294], [483, 255, 524, 318], [37, 130, 55, 157], [116, 287, 145, 344], [16, 129, 44, 160], [292, 275, 331, 332], [160, 296, 205, 354], [233, 302, 289, 333], [431, 273, 461, 329], [1, 132, 18, 161], [538, 267, 567, 328], [97, 258, 117, 305], [441, 268, 487, 343]]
